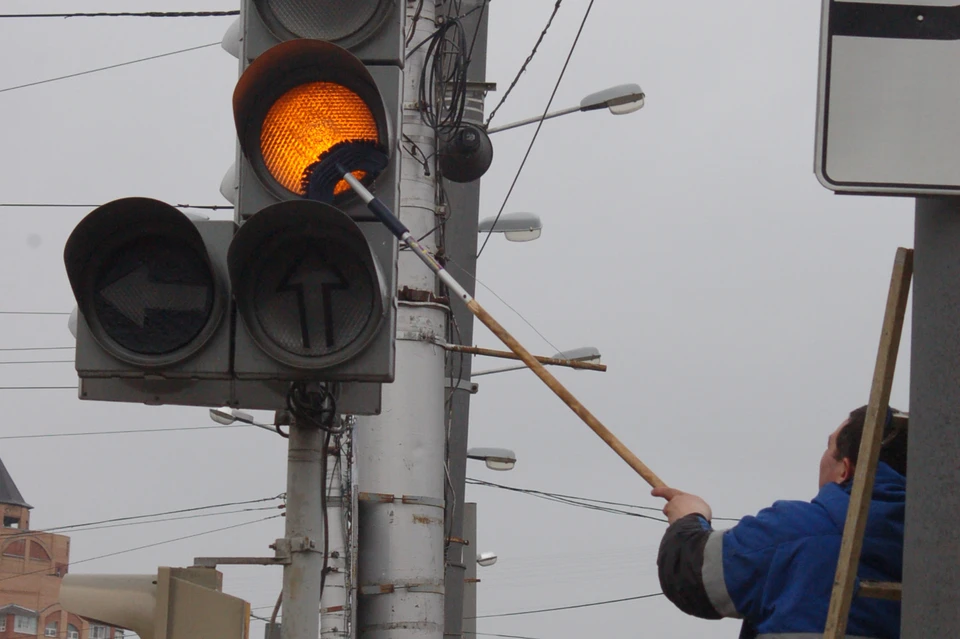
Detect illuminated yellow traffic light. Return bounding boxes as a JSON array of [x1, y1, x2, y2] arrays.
[[260, 81, 379, 196]]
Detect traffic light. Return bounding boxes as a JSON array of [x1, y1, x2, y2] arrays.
[[63, 198, 235, 405], [222, 0, 404, 384], [60, 567, 250, 639]]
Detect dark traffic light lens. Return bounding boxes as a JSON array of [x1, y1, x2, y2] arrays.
[[251, 238, 377, 358], [92, 237, 214, 356], [263, 0, 388, 43]]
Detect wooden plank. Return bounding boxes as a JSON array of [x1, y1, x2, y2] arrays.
[[859, 581, 902, 601], [823, 247, 913, 639]]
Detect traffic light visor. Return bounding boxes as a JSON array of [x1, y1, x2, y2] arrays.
[[234, 40, 390, 201]]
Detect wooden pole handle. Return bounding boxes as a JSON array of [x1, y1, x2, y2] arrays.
[[466, 298, 666, 489]]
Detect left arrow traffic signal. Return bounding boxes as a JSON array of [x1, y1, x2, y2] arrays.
[[64, 198, 234, 385]]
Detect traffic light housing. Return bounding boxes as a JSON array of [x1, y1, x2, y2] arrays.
[[60, 567, 250, 639], [64, 198, 234, 383]]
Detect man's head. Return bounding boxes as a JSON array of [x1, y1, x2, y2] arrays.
[[818, 405, 908, 489]]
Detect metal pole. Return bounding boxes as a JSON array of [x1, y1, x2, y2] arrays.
[[485, 105, 580, 134], [902, 196, 960, 637], [322, 444, 349, 639], [461, 503, 477, 639], [280, 420, 325, 639], [442, 3, 489, 636], [355, 2, 446, 638]]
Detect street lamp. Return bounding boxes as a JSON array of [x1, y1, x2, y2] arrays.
[[209, 406, 277, 434], [476, 552, 498, 567], [467, 447, 517, 471], [486, 84, 645, 135], [471, 346, 601, 378], [478, 212, 542, 242]]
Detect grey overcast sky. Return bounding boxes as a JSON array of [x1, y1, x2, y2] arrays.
[[0, 1, 913, 638]]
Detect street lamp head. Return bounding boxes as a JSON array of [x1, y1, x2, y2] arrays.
[[477, 212, 542, 243], [209, 407, 256, 426], [552, 347, 601, 363], [68, 306, 79, 340], [579, 83, 645, 115], [467, 447, 517, 471], [477, 552, 498, 567]]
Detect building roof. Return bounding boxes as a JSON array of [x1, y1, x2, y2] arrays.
[[0, 456, 32, 509], [0, 604, 38, 618]]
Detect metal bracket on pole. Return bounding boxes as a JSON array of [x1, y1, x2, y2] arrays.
[[192, 556, 289, 568], [359, 579, 446, 596], [358, 492, 445, 509], [445, 378, 478, 394]]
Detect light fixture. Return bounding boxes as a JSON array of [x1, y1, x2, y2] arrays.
[[208, 407, 276, 433], [477, 212, 542, 243], [467, 447, 517, 471], [486, 84, 645, 135], [477, 552, 498, 567]]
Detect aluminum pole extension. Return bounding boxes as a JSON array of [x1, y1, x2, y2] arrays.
[[280, 421, 325, 639], [341, 171, 666, 489]]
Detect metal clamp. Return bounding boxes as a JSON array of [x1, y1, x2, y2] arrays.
[[358, 492, 445, 509]]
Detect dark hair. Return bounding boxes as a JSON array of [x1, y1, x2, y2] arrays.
[[834, 405, 907, 476]]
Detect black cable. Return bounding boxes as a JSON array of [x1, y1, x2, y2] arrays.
[[477, 0, 596, 258], [469, 592, 664, 619], [485, 1, 563, 127], [0, 42, 220, 95], [0, 203, 233, 211], [0, 424, 255, 440], [466, 477, 742, 523], [0, 386, 76, 390], [0, 311, 70, 316], [0, 11, 239, 19], [286, 382, 343, 433], [0, 346, 72, 352], [0, 360, 72, 365]]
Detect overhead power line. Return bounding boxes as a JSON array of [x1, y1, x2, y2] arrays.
[[469, 592, 664, 619], [477, 0, 596, 257], [0, 11, 239, 19], [0, 346, 73, 352], [467, 477, 741, 523], [0, 42, 220, 95], [0, 424, 255, 440], [0, 311, 70, 316], [485, 0, 563, 126], [0, 203, 233, 211], [0, 514, 282, 583]]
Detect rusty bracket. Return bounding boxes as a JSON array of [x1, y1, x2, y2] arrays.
[[359, 579, 446, 596], [273, 536, 321, 561]]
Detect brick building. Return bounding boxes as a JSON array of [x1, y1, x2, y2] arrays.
[[0, 457, 123, 639]]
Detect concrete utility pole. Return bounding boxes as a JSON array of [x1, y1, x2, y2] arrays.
[[902, 197, 960, 638], [354, 2, 447, 638], [280, 421, 325, 639]]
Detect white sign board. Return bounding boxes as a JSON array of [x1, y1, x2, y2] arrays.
[[815, 0, 960, 195]]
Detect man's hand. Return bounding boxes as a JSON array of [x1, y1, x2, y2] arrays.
[[652, 486, 713, 525]]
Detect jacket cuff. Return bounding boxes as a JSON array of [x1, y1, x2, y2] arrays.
[[657, 513, 723, 619]]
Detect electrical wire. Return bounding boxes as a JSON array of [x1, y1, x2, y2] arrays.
[[443, 254, 562, 355], [0, 311, 70, 316], [0, 203, 233, 211], [484, 0, 563, 127], [469, 592, 664, 619], [0, 514, 283, 583], [0, 386, 76, 390], [477, 0, 596, 258], [0, 42, 220, 95], [0, 11, 239, 19], [0, 424, 257, 440], [466, 477, 742, 523], [0, 346, 72, 352]]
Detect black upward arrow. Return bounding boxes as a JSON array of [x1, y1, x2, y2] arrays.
[[832, 2, 960, 40], [276, 252, 349, 350]]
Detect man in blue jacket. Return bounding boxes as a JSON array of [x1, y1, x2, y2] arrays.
[[654, 405, 906, 639]]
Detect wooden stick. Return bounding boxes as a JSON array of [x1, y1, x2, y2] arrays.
[[443, 343, 608, 372], [466, 298, 665, 488], [823, 247, 913, 639]]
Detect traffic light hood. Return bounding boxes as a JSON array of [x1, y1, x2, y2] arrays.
[[233, 39, 391, 201]]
